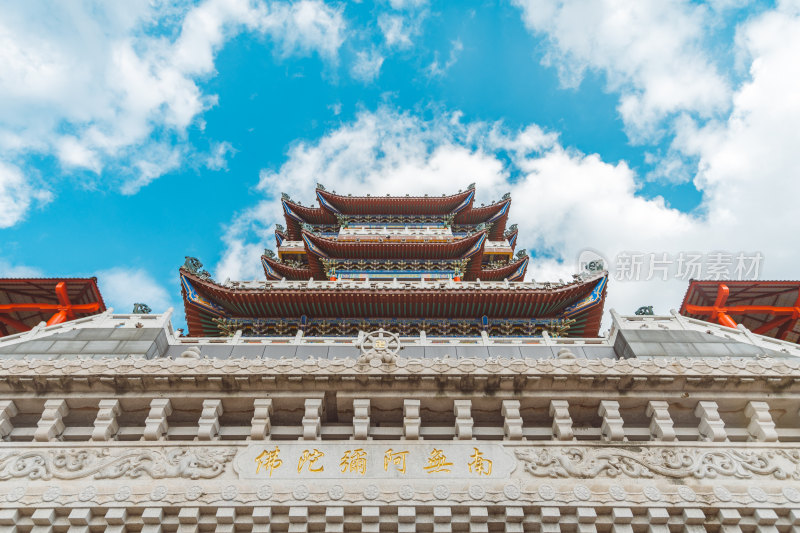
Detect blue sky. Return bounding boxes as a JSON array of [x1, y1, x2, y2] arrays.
[[1, 0, 799, 332]]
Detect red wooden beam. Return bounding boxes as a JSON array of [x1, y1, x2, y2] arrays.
[[0, 314, 31, 333], [0, 303, 102, 312], [685, 284, 800, 331], [753, 315, 792, 335]]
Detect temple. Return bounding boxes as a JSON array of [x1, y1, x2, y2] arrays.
[[180, 184, 608, 338], [3, 188, 800, 530]]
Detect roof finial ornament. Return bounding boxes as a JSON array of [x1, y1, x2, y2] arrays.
[[502, 192, 511, 200], [281, 192, 291, 201], [132, 303, 151, 314], [635, 306, 654, 316], [316, 183, 326, 191], [263, 249, 275, 259], [585, 259, 605, 273], [467, 182, 476, 190], [182, 256, 212, 280], [516, 249, 528, 260], [275, 223, 285, 233], [504, 224, 518, 238]]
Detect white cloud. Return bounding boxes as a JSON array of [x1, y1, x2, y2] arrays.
[[97, 267, 173, 314], [386, 0, 428, 9], [427, 39, 463, 77], [205, 141, 237, 171], [0, 259, 43, 278], [378, 14, 413, 49], [512, 0, 731, 141], [0, 0, 346, 222], [0, 161, 51, 228], [351, 49, 385, 82]]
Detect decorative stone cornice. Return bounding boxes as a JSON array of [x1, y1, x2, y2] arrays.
[[0, 355, 797, 378]]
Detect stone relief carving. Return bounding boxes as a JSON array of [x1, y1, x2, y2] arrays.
[[514, 447, 799, 480], [0, 447, 236, 481], [0, 354, 795, 379]]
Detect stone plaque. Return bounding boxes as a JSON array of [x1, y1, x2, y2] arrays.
[[235, 442, 515, 480]]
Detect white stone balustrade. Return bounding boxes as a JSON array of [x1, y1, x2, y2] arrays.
[[469, 507, 489, 533], [577, 508, 597, 533], [745, 401, 778, 442], [288, 507, 308, 533], [599, 400, 625, 442], [682, 509, 706, 533], [717, 509, 742, 533], [695, 401, 727, 442], [611, 508, 634, 533], [252, 507, 271, 533], [301, 399, 322, 440], [34, 399, 68, 442], [398, 507, 416, 533], [91, 399, 121, 441], [0, 400, 18, 440], [433, 507, 452, 533], [550, 400, 573, 441], [501, 400, 523, 440], [540, 507, 560, 533], [250, 399, 273, 440], [325, 507, 344, 533], [215, 508, 236, 533], [178, 508, 200, 533], [646, 401, 676, 441], [353, 399, 370, 440], [363, 507, 380, 533], [647, 508, 670, 533], [143, 399, 172, 441], [68, 508, 91, 533], [197, 399, 223, 441], [454, 400, 473, 440], [403, 399, 421, 440]]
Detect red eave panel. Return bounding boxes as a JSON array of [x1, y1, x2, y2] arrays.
[[302, 230, 487, 260], [317, 189, 474, 215]]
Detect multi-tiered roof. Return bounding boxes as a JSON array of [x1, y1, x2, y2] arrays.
[[267, 184, 522, 281], [180, 185, 608, 338]]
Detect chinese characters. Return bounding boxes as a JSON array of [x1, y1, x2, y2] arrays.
[[254, 446, 495, 477]]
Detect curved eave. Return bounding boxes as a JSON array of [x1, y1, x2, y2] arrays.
[[478, 257, 529, 282], [261, 256, 313, 281], [505, 229, 519, 252], [316, 188, 475, 216], [179, 269, 606, 335], [275, 230, 287, 247], [282, 198, 337, 239], [557, 273, 608, 337], [453, 198, 510, 224], [301, 230, 488, 260]]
